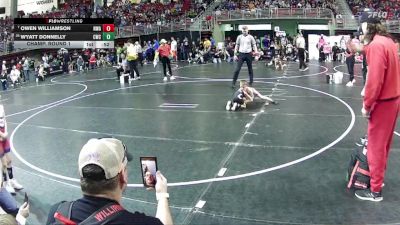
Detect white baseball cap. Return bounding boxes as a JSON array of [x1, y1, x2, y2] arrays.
[[79, 138, 132, 180]]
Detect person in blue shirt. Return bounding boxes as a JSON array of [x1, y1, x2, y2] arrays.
[[153, 39, 160, 51]]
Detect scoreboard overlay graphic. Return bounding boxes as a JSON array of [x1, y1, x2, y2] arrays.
[[13, 18, 115, 49]]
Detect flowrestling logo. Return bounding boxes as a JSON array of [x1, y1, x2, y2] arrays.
[[36, 0, 53, 5], [367, 11, 388, 20]]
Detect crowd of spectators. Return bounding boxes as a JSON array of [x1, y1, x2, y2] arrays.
[[347, 0, 400, 20], [17, 0, 212, 27], [218, 0, 338, 16], [0, 47, 116, 90], [0, 18, 13, 42]]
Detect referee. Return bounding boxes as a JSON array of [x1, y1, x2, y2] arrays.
[[296, 32, 308, 71], [232, 26, 258, 88]]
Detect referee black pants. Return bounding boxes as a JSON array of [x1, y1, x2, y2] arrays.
[[232, 53, 253, 86], [128, 59, 140, 78], [298, 48, 307, 69]]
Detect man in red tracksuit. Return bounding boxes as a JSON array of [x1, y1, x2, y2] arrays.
[[354, 11, 400, 202]]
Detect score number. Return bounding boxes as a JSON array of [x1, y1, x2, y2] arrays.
[[102, 24, 115, 32], [102, 24, 115, 41]]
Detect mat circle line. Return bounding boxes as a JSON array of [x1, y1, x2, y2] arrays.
[[177, 63, 328, 80], [10, 79, 355, 187]]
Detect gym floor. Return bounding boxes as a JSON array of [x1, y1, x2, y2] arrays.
[[3, 60, 400, 225]]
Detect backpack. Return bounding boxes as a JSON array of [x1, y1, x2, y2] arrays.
[[52, 201, 125, 225], [346, 140, 370, 190]]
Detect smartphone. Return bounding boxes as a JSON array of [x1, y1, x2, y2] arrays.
[[24, 193, 29, 204], [140, 157, 158, 188]]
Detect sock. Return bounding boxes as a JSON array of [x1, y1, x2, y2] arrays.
[[7, 167, 13, 180]]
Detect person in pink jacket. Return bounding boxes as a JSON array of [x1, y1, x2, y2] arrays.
[[354, 10, 400, 202]]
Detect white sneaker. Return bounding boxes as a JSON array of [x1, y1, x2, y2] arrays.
[[136, 76, 141, 80], [226, 101, 232, 111], [170, 75, 176, 81], [361, 87, 365, 96], [163, 77, 168, 82], [352, 79, 356, 84], [10, 178, 23, 190], [346, 81, 353, 87], [303, 67, 309, 71], [231, 102, 238, 111], [4, 181, 15, 194]]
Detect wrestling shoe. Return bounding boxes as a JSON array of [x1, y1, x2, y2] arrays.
[[226, 101, 232, 111], [231, 102, 238, 111]]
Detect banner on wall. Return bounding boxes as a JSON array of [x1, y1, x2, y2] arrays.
[[18, 0, 58, 14]]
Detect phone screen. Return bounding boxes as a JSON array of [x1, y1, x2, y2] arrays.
[[140, 157, 158, 188], [24, 193, 29, 204]]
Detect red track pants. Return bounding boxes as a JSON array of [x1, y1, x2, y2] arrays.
[[367, 97, 400, 193]]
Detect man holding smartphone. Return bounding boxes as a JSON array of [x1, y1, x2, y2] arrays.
[[46, 138, 173, 225]]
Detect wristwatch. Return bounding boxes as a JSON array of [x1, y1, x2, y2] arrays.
[[156, 193, 169, 201]]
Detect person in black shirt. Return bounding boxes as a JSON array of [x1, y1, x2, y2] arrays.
[[332, 42, 340, 61], [46, 138, 173, 225]]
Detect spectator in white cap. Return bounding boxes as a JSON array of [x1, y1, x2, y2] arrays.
[[46, 137, 173, 225]]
